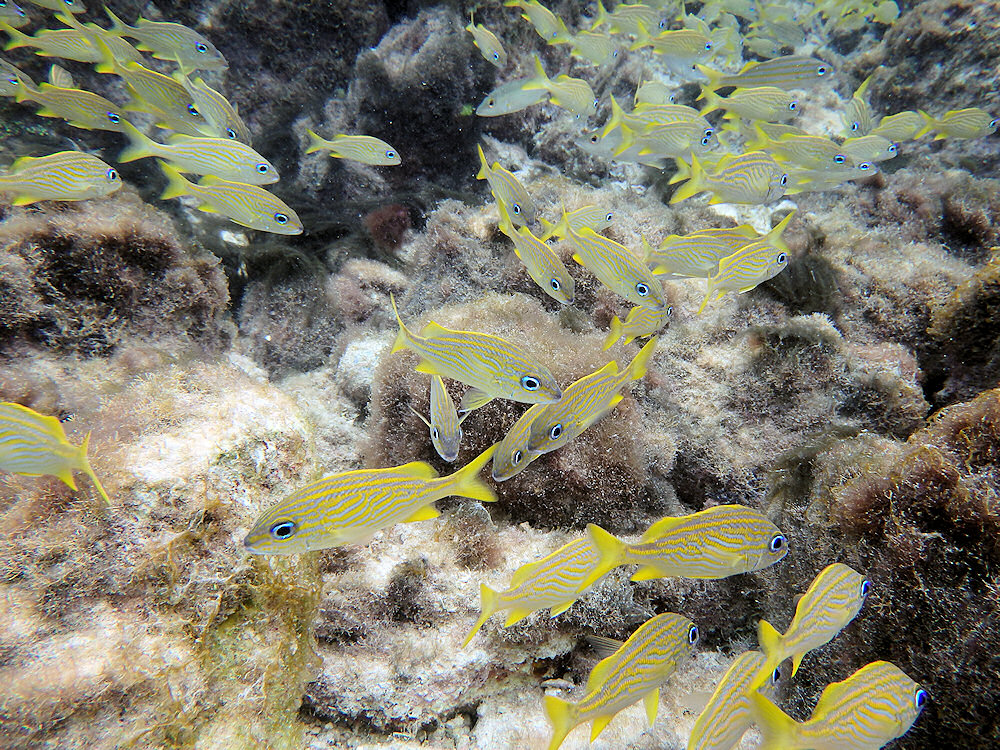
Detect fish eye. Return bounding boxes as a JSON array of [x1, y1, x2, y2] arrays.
[[6, 76, 16, 85], [106, 168, 118, 181], [187, 104, 200, 116], [658, 18, 667, 29], [106, 111, 121, 123], [860, 579, 872, 597], [635, 282, 650, 297], [704, 42, 712, 50], [550, 278, 561, 291], [512, 449, 523, 464], [590, 134, 599, 143], [701, 135, 712, 146], [888, 143, 898, 155], [512, 203, 522, 215], [779, 174, 788, 186], [493, 52, 500, 60], [851, 121, 860, 132], [255, 163, 269, 174], [195, 42, 209, 53], [817, 65, 828, 76], [273, 212, 289, 224], [768, 534, 786, 553], [269, 520, 297, 540], [592, 98, 599, 108], [385, 149, 397, 159], [771, 666, 782, 683], [226, 128, 237, 139], [487, 98, 496, 108], [666, 305, 674, 315], [605, 212, 613, 221], [859, 162, 873, 171], [549, 423, 563, 440], [520, 375, 540, 391], [834, 154, 846, 164], [776, 252, 787, 264], [687, 624, 699, 644], [914, 688, 928, 709], [789, 101, 798, 110], [432, 427, 439, 439], [703, 128, 714, 138], [990, 118, 998, 129]]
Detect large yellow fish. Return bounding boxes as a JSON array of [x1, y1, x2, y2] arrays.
[[698, 85, 799, 122], [14, 78, 128, 132], [699, 237, 788, 312], [671, 151, 788, 205], [0, 150, 121, 205], [103, 7, 228, 72], [698, 55, 831, 91], [244, 444, 497, 554], [465, 11, 507, 68], [916, 107, 998, 139], [306, 129, 400, 165], [504, 0, 570, 43], [497, 199, 574, 304], [25, 0, 85, 12], [390, 295, 561, 411], [566, 225, 665, 309]]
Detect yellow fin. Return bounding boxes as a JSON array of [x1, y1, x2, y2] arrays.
[[590, 714, 613, 741], [420, 320, 450, 338], [508, 559, 542, 587], [395, 460, 439, 479], [462, 584, 499, 648], [459, 387, 494, 412], [504, 607, 533, 626], [643, 688, 659, 725], [548, 599, 575, 617], [630, 565, 663, 581], [55, 467, 79, 491], [543, 695, 576, 750], [640, 514, 685, 541], [405, 504, 440, 522]]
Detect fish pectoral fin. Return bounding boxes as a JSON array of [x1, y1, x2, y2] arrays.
[[414, 361, 439, 375], [459, 387, 494, 412], [630, 565, 662, 582], [12, 195, 36, 207], [643, 688, 660, 725], [548, 599, 575, 617], [590, 714, 614, 741], [196, 204, 218, 213], [55, 468, 79, 491], [405, 504, 440, 522], [503, 608, 533, 626]]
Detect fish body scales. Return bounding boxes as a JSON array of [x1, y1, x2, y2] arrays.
[[0, 151, 121, 204], [0, 403, 78, 476], [568, 227, 665, 309], [492, 403, 546, 480], [688, 650, 776, 750], [703, 56, 832, 91], [505, 539, 599, 610]]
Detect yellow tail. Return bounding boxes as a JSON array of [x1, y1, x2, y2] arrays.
[[669, 153, 705, 204], [603, 316, 622, 350], [749, 691, 801, 750], [765, 209, 796, 253], [600, 94, 627, 138], [78, 431, 111, 505], [462, 584, 500, 647], [389, 292, 414, 353], [543, 694, 579, 750], [580, 523, 625, 589], [475, 143, 490, 180], [305, 129, 329, 154], [695, 63, 723, 90], [445, 443, 498, 504], [158, 160, 192, 200], [626, 336, 657, 380], [914, 109, 938, 139], [118, 121, 157, 163]]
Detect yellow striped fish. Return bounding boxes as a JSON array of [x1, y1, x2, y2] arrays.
[[476, 76, 548, 117], [0, 56, 31, 97], [120, 122, 278, 184], [2, 22, 103, 62], [916, 107, 998, 139], [601, 97, 709, 140], [583, 505, 788, 587], [569, 29, 619, 67], [748, 128, 855, 169], [634, 79, 675, 106], [465, 12, 507, 68], [527, 337, 657, 455], [179, 75, 251, 143], [698, 85, 799, 122], [523, 55, 597, 116], [841, 135, 898, 163], [699, 237, 788, 313], [104, 7, 228, 72], [159, 161, 302, 234], [463, 535, 601, 647], [616, 119, 716, 160], [306, 129, 400, 165], [842, 74, 874, 135], [390, 295, 561, 411], [504, 0, 570, 43], [670, 152, 788, 205], [244, 443, 498, 554], [476, 144, 535, 225], [0, 2, 28, 28], [409, 375, 468, 463], [491, 402, 546, 481], [869, 110, 923, 141], [603, 304, 671, 349], [629, 28, 714, 64], [25, 0, 85, 12], [687, 651, 781, 750], [544, 612, 699, 750], [0, 402, 109, 504], [698, 56, 832, 91], [566, 225, 665, 310], [592, 1, 671, 37], [539, 205, 614, 241], [750, 661, 926, 750], [0, 151, 121, 205], [15, 80, 128, 132], [756, 563, 870, 680], [497, 199, 574, 304]]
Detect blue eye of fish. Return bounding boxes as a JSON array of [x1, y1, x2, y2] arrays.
[[195, 43, 208, 53], [106, 168, 118, 181], [817, 65, 828, 76], [851, 121, 860, 132], [703, 128, 714, 138], [269, 520, 297, 540], [255, 163, 269, 174], [771, 666, 782, 683], [550, 278, 561, 291], [834, 154, 846, 164], [605, 212, 613, 222], [492, 52, 499, 60], [273, 212, 289, 225], [779, 174, 788, 186], [789, 101, 798, 110], [768, 533, 786, 553], [687, 624, 699, 644], [385, 149, 397, 159], [700, 135, 712, 146], [226, 128, 237, 139], [859, 162, 873, 171], [512, 203, 522, 215], [520, 375, 540, 391], [666, 305, 674, 315], [658, 18, 667, 29], [635, 282, 650, 297], [704, 42, 712, 50], [6, 76, 17, 85], [187, 104, 200, 116], [432, 426, 439, 440], [914, 688, 928, 709], [888, 143, 898, 155], [549, 423, 563, 440], [512, 449, 523, 464], [106, 111, 121, 123], [776, 252, 787, 264], [990, 118, 998, 128], [860, 579, 872, 597]]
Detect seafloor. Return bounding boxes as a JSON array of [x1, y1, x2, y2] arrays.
[[1, 0, 999, 749]]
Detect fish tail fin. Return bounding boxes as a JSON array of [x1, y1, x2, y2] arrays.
[[601, 94, 626, 137], [603, 316, 622, 350], [1, 21, 30, 50], [92, 35, 119, 74], [669, 154, 704, 204], [914, 109, 937, 139], [581, 523, 625, 588], [462, 584, 499, 647], [627, 336, 658, 380], [523, 53, 550, 91], [696, 64, 722, 90], [766, 209, 795, 253], [118, 120, 156, 163], [543, 695, 578, 750], [749, 691, 801, 750], [757, 618, 785, 663], [592, 0, 608, 29], [158, 160, 192, 200], [696, 85, 719, 114], [475, 143, 490, 180], [854, 73, 873, 99], [78, 432, 110, 505], [305, 129, 330, 155], [104, 6, 131, 34], [447, 443, 498, 503], [389, 292, 415, 353]]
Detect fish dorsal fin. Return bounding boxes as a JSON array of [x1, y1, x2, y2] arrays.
[[419, 320, 452, 339], [640, 514, 684, 542], [508, 559, 542, 587], [586, 635, 624, 659], [394, 460, 439, 479], [594, 360, 619, 378], [586, 652, 619, 692]]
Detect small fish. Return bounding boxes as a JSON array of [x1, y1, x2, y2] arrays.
[[544, 612, 699, 750], [868, 110, 923, 141], [15, 79, 128, 132], [497, 199, 575, 304], [916, 107, 998, 140], [699, 85, 799, 122], [783, 161, 879, 194], [687, 651, 781, 750], [491, 402, 547, 481], [603, 304, 671, 349], [748, 126, 855, 169], [476, 76, 548, 117], [756, 563, 870, 679], [539, 205, 614, 241], [524, 55, 597, 117], [463, 535, 602, 646], [750, 661, 927, 750], [24, 0, 85, 12], [583, 505, 788, 587], [617, 118, 716, 159], [592, 0, 671, 37], [569, 29, 619, 67], [158, 160, 302, 234], [0, 402, 109, 504], [699, 237, 788, 312], [841, 74, 874, 135], [698, 55, 831, 91], [0, 150, 121, 205], [244, 444, 497, 554], [670, 151, 788, 205], [179, 74, 251, 143], [567, 225, 665, 309], [602, 96, 708, 139], [527, 338, 657, 455], [120, 122, 278, 184], [104, 6, 227, 72], [629, 28, 714, 64], [871, 0, 900, 24], [841, 134, 898, 163], [476, 144, 536, 225], [634, 79, 675, 106], [0, 2, 29, 29], [390, 294, 561, 410], [2, 21, 101, 62], [409, 375, 469, 463], [306, 129, 400, 166], [504, 0, 570, 43], [465, 12, 507, 68], [0, 55, 33, 97]]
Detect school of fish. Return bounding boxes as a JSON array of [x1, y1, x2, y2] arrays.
[[1, 0, 966, 747]]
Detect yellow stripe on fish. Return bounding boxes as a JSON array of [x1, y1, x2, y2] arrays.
[[750, 661, 926, 750], [523, 54, 597, 117], [629, 28, 714, 63], [670, 151, 788, 205], [592, 0, 671, 37], [103, 6, 228, 72], [497, 198, 575, 304], [698, 55, 832, 91], [390, 294, 561, 411], [842, 74, 875, 135], [504, 0, 570, 44], [699, 237, 788, 313], [244, 443, 498, 554], [465, 11, 507, 68], [841, 134, 898, 163], [698, 85, 799, 122], [687, 650, 781, 750], [756, 562, 870, 681], [569, 29, 619, 67], [0, 402, 109, 504], [527, 337, 657, 455], [0, 150, 121, 205], [539, 205, 614, 241], [476, 144, 536, 225], [566, 225, 665, 309], [869, 110, 923, 141], [747, 126, 856, 169], [583, 504, 788, 587], [463, 535, 602, 647], [916, 107, 998, 140], [491, 402, 547, 481], [409, 375, 468, 463], [306, 129, 400, 165], [178, 74, 251, 143], [544, 612, 699, 750], [158, 160, 302, 234], [14, 79, 127, 132], [603, 304, 671, 349]]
